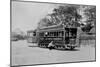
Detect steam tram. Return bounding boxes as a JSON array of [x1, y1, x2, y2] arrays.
[[37, 24, 79, 50]]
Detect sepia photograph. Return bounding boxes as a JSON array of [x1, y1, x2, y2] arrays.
[[11, 0, 96, 66]]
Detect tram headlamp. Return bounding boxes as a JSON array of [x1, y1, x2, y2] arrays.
[[45, 32, 48, 35]]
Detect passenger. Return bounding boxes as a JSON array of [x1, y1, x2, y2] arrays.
[[48, 41, 54, 50]]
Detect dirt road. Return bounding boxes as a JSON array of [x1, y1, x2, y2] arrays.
[[11, 40, 95, 66]]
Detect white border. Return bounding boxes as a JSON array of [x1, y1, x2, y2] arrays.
[[0, 0, 98, 67]]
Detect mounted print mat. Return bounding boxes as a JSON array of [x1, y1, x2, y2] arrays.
[[11, 0, 96, 66]]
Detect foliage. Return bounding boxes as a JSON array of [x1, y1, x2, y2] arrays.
[[11, 30, 26, 41], [38, 5, 82, 28], [81, 6, 96, 32], [84, 6, 96, 24]]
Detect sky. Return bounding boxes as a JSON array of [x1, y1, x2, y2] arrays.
[[11, 1, 95, 33], [12, 1, 59, 33]]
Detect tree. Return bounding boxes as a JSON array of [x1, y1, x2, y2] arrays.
[[84, 6, 96, 24], [38, 5, 82, 28], [38, 17, 54, 28], [81, 6, 96, 32], [53, 6, 82, 26]]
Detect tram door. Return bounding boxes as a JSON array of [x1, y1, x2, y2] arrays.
[[65, 28, 77, 44]]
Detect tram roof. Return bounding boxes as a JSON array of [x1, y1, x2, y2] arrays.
[[27, 29, 37, 33], [38, 23, 63, 31], [37, 23, 77, 32]]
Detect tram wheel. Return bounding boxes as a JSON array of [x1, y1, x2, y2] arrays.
[[58, 46, 62, 49], [40, 44, 42, 47], [56, 45, 58, 49], [44, 44, 47, 48], [54, 46, 57, 49], [69, 47, 75, 50], [45, 45, 48, 48], [39, 44, 41, 47], [61, 46, 65, 49], [41, 44, 44, 47], [43, 44, 45, 48]]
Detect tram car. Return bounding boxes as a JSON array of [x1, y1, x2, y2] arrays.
[[27, 30, 37, 43], [37, 24, 79, 50]]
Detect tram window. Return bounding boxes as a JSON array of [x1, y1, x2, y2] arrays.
[[62, 31, 64, 36], [51, 32, 53, 36], [69, 32, 72, 37], [59, 32, 61, 37], [40, 32, 44, 36], [58, 32, 60, 36], [48, 31, 59, 37], [55, 32, 56, 37], [59, 32, 60, 36], [29, 33, 33, 37], [50, 32, 51, 36], [50, 32, 52, 36], [57, 32, 59, 36], [41, 33, 43, 36], [57, 32, 58, 37], [65, 32, 68, 37], [55, 32, 57, 36], [49, 32, 51, 37], [59, 31, 62, 37], [50, 32, 53, 37], [33, 32, 36, 36], [52, 32, 54, 36], [53, 32, 55, 37], [54, 32, 55, 36], [48, 32, 50, 36], [69, 28, 77, 37], [53, 32, 55, 36]]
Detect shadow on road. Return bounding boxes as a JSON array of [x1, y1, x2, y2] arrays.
[[51, 48, 80, 51], [28, 46, 80, 51]]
